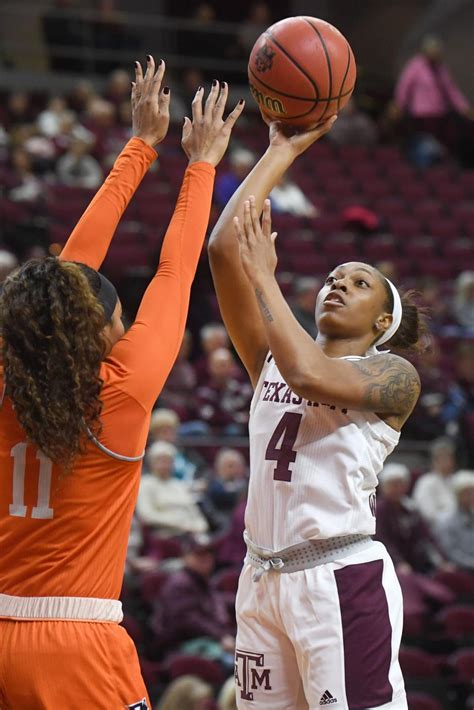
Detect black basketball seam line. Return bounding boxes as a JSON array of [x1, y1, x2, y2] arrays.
[[304, 18, 332, 121], [264, 29, 320, 102], [337, 42, 352, 112], [248, 65, 354, 104]]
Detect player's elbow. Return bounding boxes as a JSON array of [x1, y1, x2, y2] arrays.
[[285, 368, 324, 402]]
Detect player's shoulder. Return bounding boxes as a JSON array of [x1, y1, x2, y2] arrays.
[[359, 352, 420, 386]]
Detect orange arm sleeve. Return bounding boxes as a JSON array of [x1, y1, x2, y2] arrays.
[[107, 161, 215, 412], [59, 137, 157, 268]]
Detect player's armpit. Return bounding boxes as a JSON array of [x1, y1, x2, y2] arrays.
[[59, 138, 157, 269], [348, 354, 421, 417]]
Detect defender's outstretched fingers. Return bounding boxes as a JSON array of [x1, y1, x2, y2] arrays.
[[204, 80, 220, 119], [233, 215, 244, 242], [134, 61, 144, 102], [213, 81, 229, 122], [192, 86, 204, 124], [158, 85, 171, 117], [150, 59, 165, 103], [223, 100, 245, 132], [143, 55, 156, 95]]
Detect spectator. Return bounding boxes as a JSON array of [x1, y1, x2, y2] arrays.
[[68, 79, 97, 115], [158, 330, 198, 420], [148, 408, 207, 485], [203, 448, 247, 530], [434, 470, 474, 571], [3, 91, 33, 132], [215, 148, 255, 207], [106, 68, 131, 109], [195, 323, 230, 383], [419, 275, 450, 332], [326, 99, 378, 146], [37, 96, 74, 138], [412, 437, 458, 525], [159, 675, 214, 710], [195, 348, 253, 436], [136, 442, 208, 538], [0, 250, 18, 284], [290, 276, 320, 338], [53, 113, 95, 155], [375, 463, 454, 631], [56, 139, 103, 188], [218, 676, 237, 710], [84, 98, 116, 157], [376, 463, 447, 573], [443, 341, 474, 464], [215, 498, 246, 569], [392, 35, 472, 159], [7, 147, 43, 202], [152, 534, 235, 657], [452, 271, 474, 333], [270, 173, 318, 218]]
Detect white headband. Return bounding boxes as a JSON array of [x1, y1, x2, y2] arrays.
[[367, 278, 403, 356]]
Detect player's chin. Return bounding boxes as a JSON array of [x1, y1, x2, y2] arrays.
[[317, 308, 351, 330]]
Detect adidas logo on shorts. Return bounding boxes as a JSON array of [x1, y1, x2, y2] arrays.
[[320, 689, 337, 705]]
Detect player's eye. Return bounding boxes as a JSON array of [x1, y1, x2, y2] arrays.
[[356, 279, 369, 287], [325, 276, 336, 284]]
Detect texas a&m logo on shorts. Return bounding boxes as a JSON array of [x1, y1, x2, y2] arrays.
[[235, 649, 272, 701]]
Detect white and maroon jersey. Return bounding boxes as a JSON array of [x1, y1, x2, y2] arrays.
[[245, 354, 400, 551]]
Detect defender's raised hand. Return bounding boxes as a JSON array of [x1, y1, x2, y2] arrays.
[[132, 55, 170, 147], [181, 81, 245, 166]]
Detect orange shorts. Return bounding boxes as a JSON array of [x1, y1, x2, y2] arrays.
[[0, 619, 150, 709]]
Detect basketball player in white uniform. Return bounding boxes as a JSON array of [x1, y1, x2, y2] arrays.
[[208, 118, 423, 710]]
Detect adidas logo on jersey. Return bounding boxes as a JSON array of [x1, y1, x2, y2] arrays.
[[320, 689, 337, 705]]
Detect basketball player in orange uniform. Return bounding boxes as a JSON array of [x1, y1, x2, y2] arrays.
[[0, 57, 243, 709]]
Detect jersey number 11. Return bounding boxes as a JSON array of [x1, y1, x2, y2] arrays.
[[9, 442, 54, 519]]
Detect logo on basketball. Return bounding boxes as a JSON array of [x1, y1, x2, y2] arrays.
[[255, 43, 275, 73], [126, 699, 149, 709], [235, 649, 272, 701], [249, 83, 286, 116]]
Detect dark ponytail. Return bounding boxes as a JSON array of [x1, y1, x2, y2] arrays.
[[383, 286, 431, 354], [1, 257, 107, 470]]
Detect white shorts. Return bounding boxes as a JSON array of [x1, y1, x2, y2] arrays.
[[234, 540, 407, 710]]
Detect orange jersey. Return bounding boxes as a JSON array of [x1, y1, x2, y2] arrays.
[[0, 138, 215, 600]]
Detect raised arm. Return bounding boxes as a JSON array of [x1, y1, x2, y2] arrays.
[[108, 82, 244, 412], [234, 198, 420, 429], [208, 118, 336, 387], [60, 56, 170, 268]]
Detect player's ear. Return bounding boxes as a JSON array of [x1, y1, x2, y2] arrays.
[[375, 313, 392, 333]]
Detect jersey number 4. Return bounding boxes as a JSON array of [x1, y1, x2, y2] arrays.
[[265, 412, 302, 482], [9, 443, 54, 519]]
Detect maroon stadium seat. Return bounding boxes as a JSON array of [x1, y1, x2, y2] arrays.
[[437, 605, 474, 641], [399, 647, 443, 678], [406, 692, 443, 710], [448, 648, 474, 684]]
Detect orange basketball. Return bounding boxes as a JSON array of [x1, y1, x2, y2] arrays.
[[248, 16, 356, 128]]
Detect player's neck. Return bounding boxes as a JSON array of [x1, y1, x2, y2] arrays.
[[316, 334, 371, 359]]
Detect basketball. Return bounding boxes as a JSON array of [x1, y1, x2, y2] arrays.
[[248, 16, 356, 128]]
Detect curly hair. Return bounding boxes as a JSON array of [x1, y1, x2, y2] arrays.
[[1, 257, 107, 470]]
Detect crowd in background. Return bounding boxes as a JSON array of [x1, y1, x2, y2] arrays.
[[0, 13, 473, 709]]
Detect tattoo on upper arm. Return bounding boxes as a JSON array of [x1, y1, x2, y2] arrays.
[[351, 355, 421, 415], [255, 288, 274, 323]]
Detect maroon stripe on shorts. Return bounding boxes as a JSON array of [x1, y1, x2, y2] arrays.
[[334, 559, 393, 709]]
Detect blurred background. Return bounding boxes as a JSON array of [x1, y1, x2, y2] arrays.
[[0, 2, 473, 709]]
